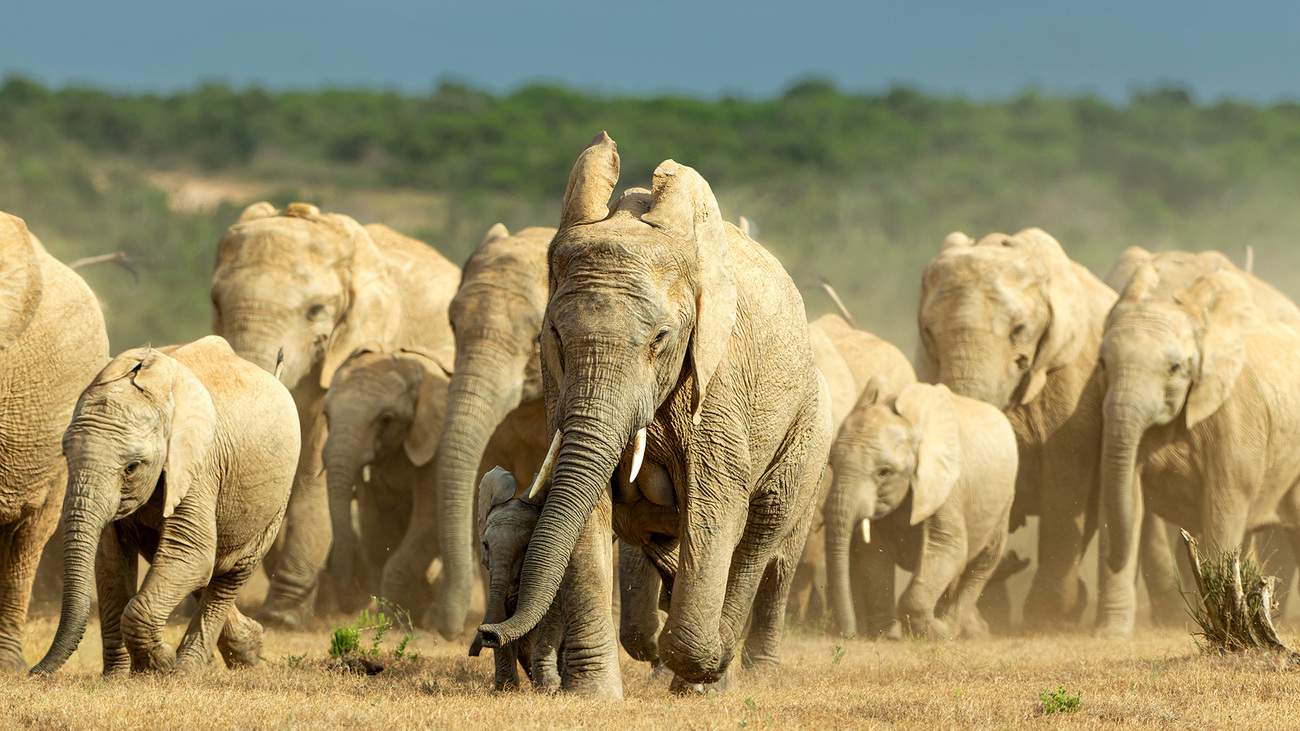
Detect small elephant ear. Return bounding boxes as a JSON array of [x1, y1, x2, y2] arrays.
[[134, 353, 217, 519], [1176, 271, 1256, 428], [1119, 262, 1161, 303], [1104, 246, 1153, 292], [0, 213, 44, 352], [559, 132, 619, 230], [642, 160, 738, 426], [941, 231, 974, 250], [402, 346, 455, 467], [476, 466, 518, 535], [481, 222, 509, 245], [1011, 228, 1089, 406], [237, 201, 279, 223], [895, 383, 961, 525], [320, 217, 402, 388]]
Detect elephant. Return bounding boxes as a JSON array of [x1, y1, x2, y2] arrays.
[[786, 313, 916, 627], [469, 467, 562, 691], [917, 228, 1178, 636], [825, 381, 1017, 639], [476, 133, 834, 695], [1098, 262, 1300, 632], [210, 202, 459, 629], [382, 223, 553, 640], [32, 336, 300, 675], [321, 344, 455, 615], [0, 213, 110, 671]]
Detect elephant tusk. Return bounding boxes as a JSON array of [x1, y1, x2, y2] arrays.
[[527, 431, 562, 499], [362, 464, 371, 483], [861, 518, 871, 544], [629, 428, 647, 483]]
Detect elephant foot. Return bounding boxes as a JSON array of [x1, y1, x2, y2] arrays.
[[131, 642, 176, 673], [219, 618, 265, 668], [1092, 620, 1134, 640], [0, 649, 29, 673], [255, 602, 311, 630], [174, 650, 213, 675], [958, 611, 991, 640], [669, 667, 732, 695], [650, 659, 672, 680]]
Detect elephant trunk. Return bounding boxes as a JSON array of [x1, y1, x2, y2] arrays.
[[430, 341, 523, 639], [824, 472, 860, 638], [1101, 397, 1148, 574], [478, 386, 630, 649], [220, 311, 308, 389], [32, 482, 115, 675], [479, 569, 521, 688], [935, 333, 1013, 409], [323, 435, 366, 613]]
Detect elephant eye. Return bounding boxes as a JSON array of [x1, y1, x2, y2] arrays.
[[876, 466, 892, 479], [1169, 361, 1182, 375], [1010, 323, 1027, 342], [124, 460, 141, 476], [1016, 354, 1030, 371], [651, 328, 669, 351], [306, 303, 326, 320]]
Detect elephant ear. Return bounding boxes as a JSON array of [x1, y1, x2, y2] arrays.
[[1104, 246, 1153, 292], [1119, 262, 1161, 303], [133, 352, 217, 519], [894, 383, 961, 525], [320, 217, 402, 388], [1176, 271, 1256, 428], [477, 466, 518, 536], [642, 160, 738, 426], [482, 222, 509, 245], [559, 132, 619, 230], [237, 201, 279, 223], [0, 213, 44, 352], [1012, 228, 1089, 406], [402, 345, 455, 467], [941, 231, 974, 250]]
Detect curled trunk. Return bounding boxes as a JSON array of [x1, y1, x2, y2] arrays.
[[31, 505, 109, 675]]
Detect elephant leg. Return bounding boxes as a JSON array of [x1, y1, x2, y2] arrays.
[[786, 523, 821, 625], [530, 601, 563, 691], [1139, 510, 1183, 627], [946, 526, 1007, 639], [619, 541, 663, 664], [1277, 528, 1299, 617], [95, 524, 140, 676], [259, 415, 330, 629], [556, 494, 622, 698], [899, 519, 967, 638], [176, 556, 260, 671], [0, 476, 61, 672], [1095, 473, 1145, 638], [853, 534, 895, 638], [1024, 501, 1090, 630], [217, 604, 265, 669], [742, 538, 799, 668]]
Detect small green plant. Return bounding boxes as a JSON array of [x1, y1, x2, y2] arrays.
[[744, 697, 757, 712], [329, 607, 395, 658], [329, 623, 362, 658], [1039, 685, 1081, 715], [830, 644, 846, 666], [283, 652, 308, 668]]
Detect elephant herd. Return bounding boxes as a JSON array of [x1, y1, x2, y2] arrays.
[[3, 131, 1300, 698]]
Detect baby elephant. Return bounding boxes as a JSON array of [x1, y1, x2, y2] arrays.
[[470, 467, 560, 691], [825, 381, 1016, 639], [32, 336, 299, 675]]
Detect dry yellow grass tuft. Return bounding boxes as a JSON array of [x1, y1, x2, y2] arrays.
[[3, 616, 1298, 729]]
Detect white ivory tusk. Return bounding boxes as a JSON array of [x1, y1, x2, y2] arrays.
[[861, 518, 871, 544], [527, 431, 563, 499], [629, 428, 647, 483], [361, 464, 371, 483]]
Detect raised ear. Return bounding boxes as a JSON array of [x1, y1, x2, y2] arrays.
[[941, 231, 974, 250], [852, 376, 883, 413], [643, 160, 738, 426], [320, 218, 402, 388], [1014, 228, 1088, 406], [1176, 271, 1255, 428], [477, 466, 518, 535], [134, 353, 216, 519], [1119, 262, 1160, 303], [482, 222, 509, 245], [403, 348, 454, 466], [0, 213, 44, 352], [559, 132, 619, 230], [1104, 246, 1153, 292], [237, 201, 279, 223], [895, 383, 961, 525]]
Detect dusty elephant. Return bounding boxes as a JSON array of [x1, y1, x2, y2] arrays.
[[477, 133, 833, 695], [1098, 262, 1300, 632], [0, 213, 110, 671], [381, 223, 554, 640], [786, 313, 916, 627], [917, 228, 1178, 636], [32, 336, 299, 675], [321, 344, 454, 615], [825, 381, 1017, 639], [210, 202, 459, 629], [470, 467, 563, 691]]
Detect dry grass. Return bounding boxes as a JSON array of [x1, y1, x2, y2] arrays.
[[4, 615, 1299, 730]]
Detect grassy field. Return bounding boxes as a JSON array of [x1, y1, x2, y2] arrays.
[[4, 613, 1299, 730]]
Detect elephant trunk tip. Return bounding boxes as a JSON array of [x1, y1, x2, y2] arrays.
[[468, 631, 484, 657], [477, 618, 527, 650]]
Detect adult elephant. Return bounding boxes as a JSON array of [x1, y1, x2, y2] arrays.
[[917, 228, 1137, 633], [210, 202, 459, 628], [381, 223, 553, 640], [477, 133, 833, 694], [1099, 255, 1300, 630], [0, 213, 110, 670]]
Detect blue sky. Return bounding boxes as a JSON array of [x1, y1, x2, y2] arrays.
[[3, 1, 1297, 101]]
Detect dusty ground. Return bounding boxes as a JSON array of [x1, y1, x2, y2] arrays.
[[3, 614, 1298, 730]]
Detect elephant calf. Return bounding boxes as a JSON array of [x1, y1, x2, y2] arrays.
[[32, 336, 300, 675], [469, 468, 561, 691], [827, 381, 1017, 639], [322, 344, 454, 616]]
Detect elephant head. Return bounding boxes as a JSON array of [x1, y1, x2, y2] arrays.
[[1098, 265, 1255, 572], [917, 228, 1094, 409], [210, 202, 400, 392], [422, 223, 551, 640], [0, 212, 44, 353], [469, 467, 546, 689], [33, 343, 219, 675], [825, 381, 961, 637], [478, 132, 738, 651], [321, 345, 453, 612]]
